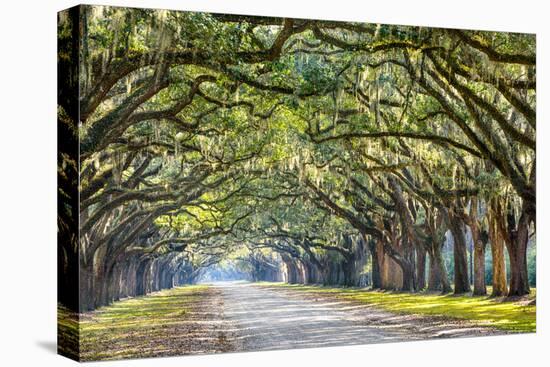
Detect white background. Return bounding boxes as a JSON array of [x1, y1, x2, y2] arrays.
[[0, 0, 547, 366]]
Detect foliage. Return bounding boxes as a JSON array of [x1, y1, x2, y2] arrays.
[[62, 4, 536, 312]]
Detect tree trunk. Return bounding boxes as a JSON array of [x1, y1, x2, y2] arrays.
[[369, 239, 383, 289], [448, 214, 471, 294], [341, 255, 356, 286], [506, 211, 531, 296], [473, 240, 487, 295], [58, 243, 80, 312], [401, 261, 415, 291], [416, 246, 426, 290], [435, 242, 452, 293], [428, 244, 452, 293], [427, 250, 440, 291], [135, 259, 150, 296], [79, 261, 95, 312], [388, 177, 419, 291], [465, 198, 487, 295], [489, 200, 507, 296]]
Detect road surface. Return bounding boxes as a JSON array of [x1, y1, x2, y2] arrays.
[[213, 282, 502, 352]]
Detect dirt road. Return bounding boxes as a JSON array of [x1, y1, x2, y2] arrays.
[[215, 281, 503, 352], [75, 282, 505, 360]]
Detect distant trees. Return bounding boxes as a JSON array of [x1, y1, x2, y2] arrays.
[[58, 5, 535, 312]]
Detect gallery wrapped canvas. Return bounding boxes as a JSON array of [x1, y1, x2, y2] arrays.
[[58, 4, 536, 361]]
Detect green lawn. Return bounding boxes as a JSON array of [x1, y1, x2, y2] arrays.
[[57, 305, 80, 360], [59, 285, 212, 361], [259, 283, 536, 333]]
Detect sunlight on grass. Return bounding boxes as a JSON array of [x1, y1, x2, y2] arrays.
[[57, 305, 80, 359], [67, 285, 209, 361], [259, 282, 536, 333]]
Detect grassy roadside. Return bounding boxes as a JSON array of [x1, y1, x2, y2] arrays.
[[57, 305, 80, 360], [58, 285, 219, 361], [258, 283, 536, 333]]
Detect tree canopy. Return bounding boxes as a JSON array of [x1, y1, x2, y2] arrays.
[[57, 5, 535, 312]]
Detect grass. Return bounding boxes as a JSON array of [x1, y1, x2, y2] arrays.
[[58, 285, 211, 361], [57, 305, 80, 360], [259, 283, 536, 333]]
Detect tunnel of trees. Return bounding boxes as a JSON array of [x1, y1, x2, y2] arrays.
[[58, 6, 535, 313]]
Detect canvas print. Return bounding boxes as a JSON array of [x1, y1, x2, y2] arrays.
[[57, 4, 536, 361]]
